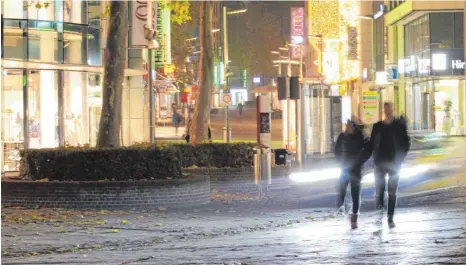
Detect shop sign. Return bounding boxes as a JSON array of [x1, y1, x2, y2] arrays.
[[362, 91, 379, 124], [452, 60, 465, 69], [431, 50, 465, 76], [347, 26, 358, 60], [163, 64, 176, 76], [322, 51, 339, 83], [290, 7, 304, 59], [131, 1, 157, 47]]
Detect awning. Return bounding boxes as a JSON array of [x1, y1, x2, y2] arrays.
[[2, 59, 146, 77], [249, 85, 276, 94], [153, 72, 179, 94]]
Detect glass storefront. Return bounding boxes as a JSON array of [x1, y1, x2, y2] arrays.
[[1, 70, 25, 171], [1, 1, 149, 172], [400, 12, 465, 135]]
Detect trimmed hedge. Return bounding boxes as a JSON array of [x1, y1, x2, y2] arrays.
[[165, 143, 255, 168], [20, 146, 181, 181], [19, 143, 255, 181]]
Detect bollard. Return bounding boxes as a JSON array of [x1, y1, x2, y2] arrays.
[[253, 147, 261, 185], [254, 147, 272, 198], [260, 148, 272, 185]]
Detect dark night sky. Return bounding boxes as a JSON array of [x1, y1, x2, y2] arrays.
[[225, 1, 305, 40]]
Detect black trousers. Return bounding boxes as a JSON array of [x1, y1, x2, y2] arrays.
[[337, 168, 362, 214], [374, 161, 401, 216]]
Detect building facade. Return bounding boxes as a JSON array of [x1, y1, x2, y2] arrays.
[[0, 0, 165, 173], [383, 0, 465, 135]]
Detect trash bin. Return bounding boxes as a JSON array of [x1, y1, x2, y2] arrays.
[[274, 149, 291, 166]]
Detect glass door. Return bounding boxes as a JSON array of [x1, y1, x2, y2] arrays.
[[1, 70, 25, 172]]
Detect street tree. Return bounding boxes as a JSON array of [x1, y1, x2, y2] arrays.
[[191, 1, 213, 144], [171, 1, 200, 90], [97, 1, 128, 148]]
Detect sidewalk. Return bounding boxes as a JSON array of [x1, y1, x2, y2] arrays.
[[155, 126, 185, 140], [2, 201, 465, 264]]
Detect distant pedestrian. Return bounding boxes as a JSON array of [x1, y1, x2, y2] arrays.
[[172, 112, 182, 136], [183, 118, 192, 143], [335, 119, 368, 229], [238, 103, 243, 118], [208, 126, 212, 143], [369, 102, 410, 228]]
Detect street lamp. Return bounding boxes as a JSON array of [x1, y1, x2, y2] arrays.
[[143, 3, 160, 144], [223, 5, 247, 143], [270, 51, 282, 75]]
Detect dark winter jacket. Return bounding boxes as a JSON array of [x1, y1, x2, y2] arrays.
[[335, 127, 366, 172], [369, 118, 411, 165]]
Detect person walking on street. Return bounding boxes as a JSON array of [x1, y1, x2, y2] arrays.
[[335, 119, 368, 229], [172, 112, 182, 136], [183, 117, 192, 143], [238, 103, 243, 118], [369, 102, 410, 227]]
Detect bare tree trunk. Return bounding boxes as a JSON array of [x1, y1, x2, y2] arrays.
[[191, 1, 213, 144], [97, 1, 128, 148]]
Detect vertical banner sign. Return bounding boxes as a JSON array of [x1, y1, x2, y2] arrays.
[[361, 91, 379, 124], [257, 95, 272, 148], [154, 3, 165, 66], [131, 1, 157, 47], [290, 7, 304, 59], [347, 26, 358, 60]]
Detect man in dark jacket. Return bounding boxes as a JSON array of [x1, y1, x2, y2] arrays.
[[335, 120, 368, 228], [370, 102, 410, 227]]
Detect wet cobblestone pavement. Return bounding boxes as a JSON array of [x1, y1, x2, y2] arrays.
[[2, 201, 465, 265]]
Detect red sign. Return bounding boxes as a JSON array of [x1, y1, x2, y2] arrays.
[[291, 8, 304, 36], [291, 7, 304, 59]]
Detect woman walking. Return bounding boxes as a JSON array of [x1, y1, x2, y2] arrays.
[[335, 120, 368, 229]]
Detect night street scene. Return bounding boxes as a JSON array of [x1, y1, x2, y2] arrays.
[[1, 0, 466, 264]]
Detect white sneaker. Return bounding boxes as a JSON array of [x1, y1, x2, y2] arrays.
[[334, 206, 346, 217]]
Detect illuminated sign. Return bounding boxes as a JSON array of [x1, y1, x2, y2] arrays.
[[432, 54, 447, 70], [347, 26, 358, 60], [291, 7, 304, 59], [373, 4, 385, 19], [452, 60, 465, 69], [322, 51, 339, 83], [253, 77, 261, 84], [375, 71, 388, 85], [418, 59, 430, 74], [163, 64, 176, 75]]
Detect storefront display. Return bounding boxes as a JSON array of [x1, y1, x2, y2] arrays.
[[399, 12, 465, 135]]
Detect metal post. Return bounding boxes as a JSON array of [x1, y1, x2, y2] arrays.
[[149, 49, 154, 143], [147, 0, 155, 143], [57, 70, 64, 147], [22, 69, 29, 149], [287, 48, 291, 150], [296, 44, 304, 167], [223, 6, 230, 143]]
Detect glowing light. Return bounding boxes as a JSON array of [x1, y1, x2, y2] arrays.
[[290, 168, 341, 183], [432, 54, 447, 70], [362, 164, 434, 184], [290, 164, 434, 184]]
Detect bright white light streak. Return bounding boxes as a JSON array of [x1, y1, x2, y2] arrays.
[[361, 164, 433, 184], [289, 164, 434, 184], [289, 168, 341, 183]]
